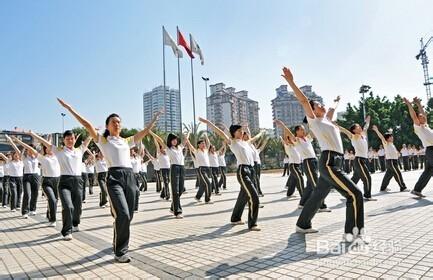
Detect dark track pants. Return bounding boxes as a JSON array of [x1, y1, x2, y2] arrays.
[[42, 177, 59, 222], [282, 163, 289, 176], [254, 162, 263, 195], [22, 173, 40, 215], [297, 151, 364, 234], [155, 170, 162, 192], [380, 159, 407, 191], [195, 166, 211, 202], [58, 175, 83, 236], [170, 165, 184, 216], [210, 167, 220, 194], [231, 165, 260, 229], [379, 156, 386, 172], [286, 163, 304, 197], [81, 173, 88, 201], [351, 157, 372, 198], [9, 176, 23, 210], [403, 156, 410, 171], [139, 172, 148, 192], [218, 166, 227, 189], [2, 176, 9, 207], [106, 167, 137, 257], [97, 172, 108, 207], [414, 146, 433, 193], [160, 168, 170, 200], [299, 158, 327, 209], [134, 173, 141, 211]]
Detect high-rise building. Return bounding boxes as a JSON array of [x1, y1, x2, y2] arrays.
[[207, 83, 260, 132], [143, 86, 182, 132], [272, 85, 323, 136]]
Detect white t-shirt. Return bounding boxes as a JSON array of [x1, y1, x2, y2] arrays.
[[414, 124, 433, 148], [351, 134, 368, 158], [378, 149, 385, 157], [23, 156, 40, 174], [295, 136, 316, 159], [229, 139, 255, 166], [141, 161, 147, 173], [158, 153, 171, 169], [307, 117, 343, 154], [151, 159, 160, 171], [37, 154, 61, 178], [209, 153, 219, 167], [4, 162, 10, 176], [283, 157, 289, 164], [166, 145, 185, 166], [0, 163, 4, 177], [86, 163, 95, 174], [250, 144, 261, 164], [95, 159, 108, 173], [96, 134, 135, 169], [218, 155, 226, 167], [8, 160, 24, 177], [401, 148, 409, 157], [53, 145, 86, 176], [195, 149, 210, 167], [384, 142, 399, 160], [131, 157, 141, 173], [284, 144, 301, 164]]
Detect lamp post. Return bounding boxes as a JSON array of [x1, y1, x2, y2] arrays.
[[202, 77, 209, 130], [61, 113, 66, 132]]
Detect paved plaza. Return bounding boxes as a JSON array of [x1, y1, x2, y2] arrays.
[[1, 169, 433, 279]]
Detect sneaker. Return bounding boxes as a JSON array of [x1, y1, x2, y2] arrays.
[[82, 200, 86, 204], [2, 205, 7, 208], [100, 205, 106, 208], [259, 194, 264, 197], [134, 210, 139, 213], [215, 193, 222, 196], [365, 197, 378, 201], [296, 226, 318, 234], [29, 211, 36, 216], [298, 205, 304, 210], [343, 233, 354, 243], [63, 234, 73, 241], [259, 204, 264, 208], [318, 208, 332, 213], [400, 188, 410, 192], [72, 226, 79, 232], [115, 254, 131, 263], [11, 209, 16, 212], [380, 188, 391, 192], [175, 214, 183, 219], [49, 222, 56, 227], [17, 207, 20, 210], [249, 226, 261, 231], [411, 190, 426, 198], [231, 220, 245, 225], [195, 198, 202, 203]]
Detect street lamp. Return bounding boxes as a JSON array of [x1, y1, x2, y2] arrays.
[[202, 77, 210, 129], [61, 113, 66, 132]]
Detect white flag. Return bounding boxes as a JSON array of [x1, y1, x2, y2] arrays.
[[163, 26, 183, 58], [190, 34, 204, 65]]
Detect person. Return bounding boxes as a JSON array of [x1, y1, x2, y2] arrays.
[[4, 135, 24, 213], [1, 153, 11, 208], [401, 144, 410, 171], [371, 125, 408, 193], [130, 147, 143, 212], [378, 145, 386, 172], [86, 156, 95, 194], [252, 137, 268, 198], [139, 152, 149, 192], [282, 156, 289, 176], [184, 134, 212, 204], [243, 129, 264, 196], [275, 120, 330, 211], [343, 150, 351, 174], [218, 143, 227, 190], [149, 130, 187, 219], [81, 153, 90, 203], [337, 117, 377, 201], [12, 135, 60, 227], [199, 117, 261, 231], [150, 133, 171, 201], [94, 150, 108, 208], [208, 139, 221, 196], [403, 97, 433, 198], [279, 135, 304, 202], [418, 146, 425, 170], [281, 67, 365, 242], [57, 97, 160, 262], [0, 157, 4, 206]]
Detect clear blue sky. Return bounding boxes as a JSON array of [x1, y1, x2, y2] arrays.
[[1, 0, 433, 133]]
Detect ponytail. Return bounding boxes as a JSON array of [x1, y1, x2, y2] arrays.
[[103, 129, 110, 138]]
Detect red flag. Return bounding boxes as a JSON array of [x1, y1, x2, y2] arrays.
[[177, 27, 194, 59]]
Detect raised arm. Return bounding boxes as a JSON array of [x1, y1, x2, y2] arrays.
[[274, 119, 296, 142], [149, 130, 166, 152], [144, 150, 155, 161], [57, 98, 98, 141], [372, 125, 386, 145], [133, 111, 162, 144], [185, 133, 196, 153], [336, 124, 353, 139], [10, 136, 38, 157], [258, 137, 269, 151], [249, 131, 264, 144], [0, 153, 8, 161], [27, 131, 52, 149], [281, 67, 315, 119], [413, 97, 427, 118], [198, 117, 231, 144], [203, 133, 211, 149], [326, 95, 340, 121], [217, 143, 226, 154], [404, 97, 420, 125], [5, 135, 21, 155], [363, 115, 371, 133]]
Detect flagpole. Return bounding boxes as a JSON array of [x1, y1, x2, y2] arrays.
[[190, 57, 197, 133], [177, 52, 182, 133], [162, 26, 167, 132]]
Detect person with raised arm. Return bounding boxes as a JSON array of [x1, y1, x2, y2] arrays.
[[337, 116, 377, 201], [206, 133, 222, 196], [149, 130, 187, 218], [184, 132, 213, 204], [29, 128, 90, 239], [130, 147, 143, 212], [403, 97, 433, 198], [11, 135, 60, 226], [217, 142, 228, 190], [149, 131, 171, 201], [371, 125, 408, 193], [279, 135, 304, 203], [199, 117, 260, 231], [243, 128, 264, 196], [57, 97, 160, 262], [138, 146, 149, 192], [1, 153, 12, 208], [282, 67, 365, 242], [251, 135, 268, 197], [94, 150, 108, 208], [274, 119, 330, 212], [4, 135, 24, 213]]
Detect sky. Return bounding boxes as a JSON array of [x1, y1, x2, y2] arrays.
[[1, 0, 433, 133]]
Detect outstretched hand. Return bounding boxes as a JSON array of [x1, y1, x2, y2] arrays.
[[402, 97, 411, 104], [198, 117, 208, 123], [365, 115, 371, 123], [413, 97, 422, 104], [334, 96, 341, 103], [57, 98, 71, 110], [274, 119, 283, 127], [372, 125, 378, 131], [281, 67, 294, 82]]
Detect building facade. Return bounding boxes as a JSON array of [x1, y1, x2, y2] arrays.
[[143, 86, 182, 132], [272, 85, 323, 136], [206, 83, 260, 132]]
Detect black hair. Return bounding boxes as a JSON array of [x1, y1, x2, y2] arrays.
[[103, 113, 121, 138], [42, 145, 48, 155], [349, 124, 359, 134], [197, 139, 204, 147], [309, 100, 316, 110], [303, 116, 308, 124], [229, 125, 242, 138], [63, 130, 74, 139], [294, 125, 303, 132], [167, 133, 180, 148], [384, 133, 393, 140]]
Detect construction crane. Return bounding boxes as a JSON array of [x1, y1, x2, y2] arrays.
[[416, 36, 433, 101]]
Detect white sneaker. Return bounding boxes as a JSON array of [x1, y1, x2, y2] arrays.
[[11, 209, 16, 212], [365, 197, 378, 201], [29, 211, 36, 216], [343, 233, 354, 243], [49, 222, 56, 227], [72, 226, 79, 232], [134, 210, 139, 213], [114, 254, 131, 263], [3, 205, 7, 208], [63, 234, 73, 241], [100, 205, 106, 208], [411, 190, 426, 198], [23, 214, 29, 219], [318, 208, 332, 213], [296, 226, 319, 234], [195, 198, 202, 203], [175, 214, 184, 219], [298, 205, 304, 209], [231, 220, 245, 225], [381, 188, 391, 192], [249, 226, 261, 231]]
